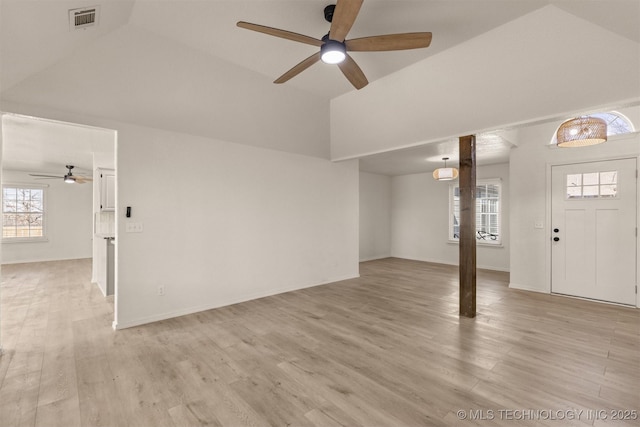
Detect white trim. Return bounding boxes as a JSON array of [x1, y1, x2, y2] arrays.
[[508, 282, 549, 293], [551, 292, 637, 308], [546, 155, 640, 307], [359, 255, 392, 262], [113, 273, 360, 330], [2, 237, 49, 244], [447, 240, 505, 248], [389, 254, 510, 272], [1, 183, 47, 242], [1, 255, 90, 265]]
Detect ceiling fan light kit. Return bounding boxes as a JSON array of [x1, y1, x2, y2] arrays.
[[556, 116, 607, 147], [237, 0, 432, 89], [320, 39, 346, 64], [29, 164, 92, 184]]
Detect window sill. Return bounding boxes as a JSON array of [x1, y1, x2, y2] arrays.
[[2, 237, 49, 244], [448, 240, 504, 248]]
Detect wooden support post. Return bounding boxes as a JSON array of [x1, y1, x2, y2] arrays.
[[459, 135, 476, 318]]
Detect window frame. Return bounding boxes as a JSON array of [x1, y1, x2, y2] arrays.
[[2, 183, 48, 243], [449, 178, 502, 246], [565, 170, 618, 200]]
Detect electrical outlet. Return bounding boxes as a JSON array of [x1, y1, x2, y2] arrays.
[[157, 286, 165, 296]]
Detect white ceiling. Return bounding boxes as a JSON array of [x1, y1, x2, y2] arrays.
[[1, 0, 638, 176], [129, 0, 552, 100], [3, 1, 638, 100], [1, 114, 115, 174], [359, 132, 517, 176]]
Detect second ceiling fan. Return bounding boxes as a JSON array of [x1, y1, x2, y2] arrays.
[[29, 165, 92, 184], [237, 0, 432, 90]]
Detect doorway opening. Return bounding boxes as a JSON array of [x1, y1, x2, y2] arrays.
[[0, 112, 118, 351]]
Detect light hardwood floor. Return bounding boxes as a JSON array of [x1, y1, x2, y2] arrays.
[[0, 258, 638, 426]]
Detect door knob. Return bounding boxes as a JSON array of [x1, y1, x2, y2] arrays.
[[553, 237, 560, 242]]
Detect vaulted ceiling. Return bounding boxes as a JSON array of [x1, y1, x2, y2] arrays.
[[3, 1, 638, 100], [1, 0, 639, 174]]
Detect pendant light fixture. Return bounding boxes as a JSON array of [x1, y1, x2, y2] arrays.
[[433, 157, 459, 181], [556, 116, 607, 147]]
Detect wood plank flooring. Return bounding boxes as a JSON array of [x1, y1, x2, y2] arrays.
[[0, 257, 638, 426]]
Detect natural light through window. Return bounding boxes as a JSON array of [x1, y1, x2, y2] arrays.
[[450, 179, 502, 245], [566, 171, 618, 199], [3, 186, 46, 240]]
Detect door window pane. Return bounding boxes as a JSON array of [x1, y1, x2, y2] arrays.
[[565, 171, 618, 199]]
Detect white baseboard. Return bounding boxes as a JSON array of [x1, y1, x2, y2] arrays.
[[113, 273, 360, 330], [359, 255, 391, 262], [509, 282, 549, 293], [392, 255, 457, 267], [390, 255, 510, 272], [1, 256, 91, 265], [478, 265, 510, 273]]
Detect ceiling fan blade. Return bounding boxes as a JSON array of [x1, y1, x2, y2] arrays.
[[29, 174, 63, 178], [329, 0, 363, 42], [75, 176, 93, 183], [338, 54, 368, 90], [346, 32, 432, 51], [237, 21, 323, 47], [274, 52, 322, 84]]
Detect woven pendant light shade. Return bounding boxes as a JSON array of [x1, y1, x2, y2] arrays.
[[433, 157, 459, 181], [557, 116, 607, 147]]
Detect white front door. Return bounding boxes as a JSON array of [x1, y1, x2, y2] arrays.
[[551, 158, 637, 305]]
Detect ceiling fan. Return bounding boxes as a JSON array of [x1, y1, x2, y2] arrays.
[[29, 165, 92, 184], [237, 0, 432, 90]]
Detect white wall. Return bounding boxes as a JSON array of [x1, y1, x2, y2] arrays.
[[112, 123, 359, 328], [390, 163, 510, 271], [1, 170, 93, 264], [330, 5, 640, 160], [509, 110, 640, 295], [0, 101, 360, 329], [359, 171, 391, 261]]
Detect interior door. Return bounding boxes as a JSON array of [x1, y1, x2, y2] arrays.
[[551, 158, 637, 305]]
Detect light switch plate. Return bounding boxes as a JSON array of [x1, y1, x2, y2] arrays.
[[125, 222, 143, 233], [534, 221, 544, 229]]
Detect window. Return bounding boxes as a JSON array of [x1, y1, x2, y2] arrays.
[[566, 171, 617, 199], [450, 179, 501, 245], [3, 185, 46, 240]]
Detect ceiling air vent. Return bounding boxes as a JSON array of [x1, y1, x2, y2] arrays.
[[69, 6, 100, 31]]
